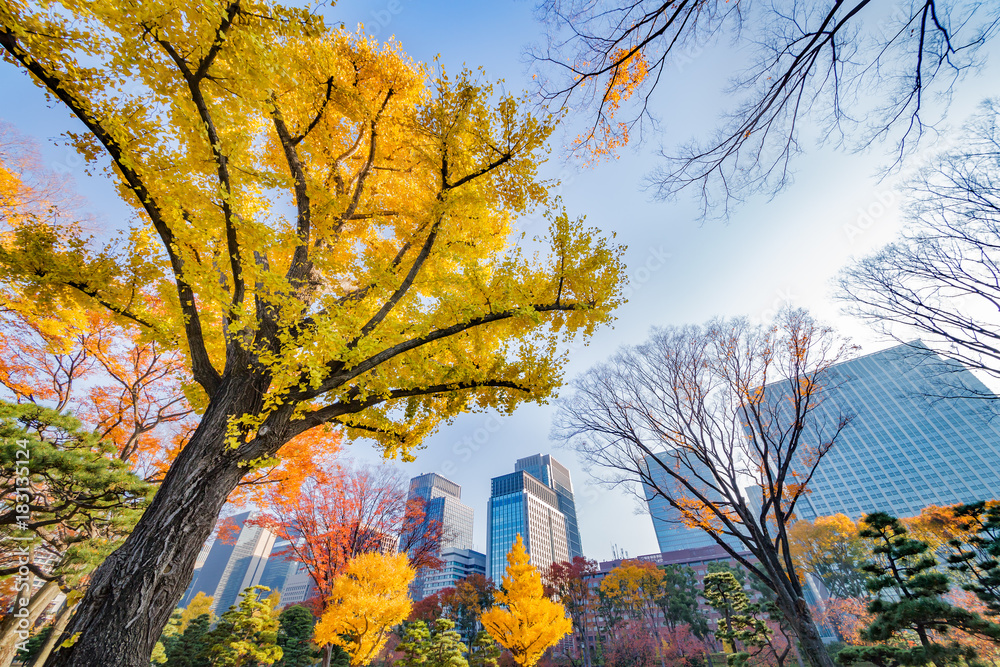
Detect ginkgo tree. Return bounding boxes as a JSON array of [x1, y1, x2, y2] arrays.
[[481, 535, 572, 667], [314, 552, 415, 666], [0, 2, 623, 665]]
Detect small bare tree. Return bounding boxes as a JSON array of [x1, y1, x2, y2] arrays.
[[840, 99, 1000, 396], [554, 309, 856, 667]]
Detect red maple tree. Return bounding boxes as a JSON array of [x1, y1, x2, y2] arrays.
[[253, 461, 443, 666]]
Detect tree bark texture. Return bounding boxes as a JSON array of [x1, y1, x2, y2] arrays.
[[44, 373, 279, 667]]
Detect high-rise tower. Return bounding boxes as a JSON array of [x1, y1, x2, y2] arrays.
[[406, 473, 476, 599], [487, 455, 579, 580], [779, 342, 1000, 521], [514, 454, 584, 559]]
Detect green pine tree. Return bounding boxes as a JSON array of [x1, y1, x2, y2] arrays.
[[152, 608, 185, 664], [701, 564, 771, 667], [16, 626, 52, 665], [205, 586, 283, 666], [657, 564, 710, 638], [945, 501, 1000, 616], [396, 619, 469, 667], [164, 614, 212, 667], [838, 512, 1000, 667], [276, 605, 318, 667], [467, 631, 501, 667]]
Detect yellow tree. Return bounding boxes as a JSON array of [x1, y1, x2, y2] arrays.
[[788, 515, 871, 600], [481, 535, 572, 667], [0, 3, 624, 665], [314, 552, 414, 666], [598, 560, 663, 633]]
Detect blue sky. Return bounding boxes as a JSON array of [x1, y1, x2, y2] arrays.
[[2, 1, 998, 561]]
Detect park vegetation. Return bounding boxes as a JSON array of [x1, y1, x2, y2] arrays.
[[3, 2, 1000, 667]]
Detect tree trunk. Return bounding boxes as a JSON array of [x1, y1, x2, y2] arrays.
[[32, 601, 75, 667], [579, 621, 591, 667], [321, 643, 333, 667], [0, 580, 60, 667], [44, 374, 279, 667], [773, 593, 834, 667]]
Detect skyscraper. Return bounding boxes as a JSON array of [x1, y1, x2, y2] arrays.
[[780, 342, 1000, 520], [487, 464, 571, 580], [514, 454, 584, 559], [178, 512, 277, 614], [406, 473, 476, 599]]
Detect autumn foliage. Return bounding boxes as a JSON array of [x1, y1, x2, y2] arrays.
[[0, 3, 626, 659], [314, 551, 415, 666], [481, 535, 571, 667], [252, 462, 441, 619]]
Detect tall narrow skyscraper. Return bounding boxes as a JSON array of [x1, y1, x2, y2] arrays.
[[782, 342, 1000, 521], [514, 454, 584, 559], [406, 473, 476, 599], [179, 511, 277, 614], [487, 454, 580, 580]]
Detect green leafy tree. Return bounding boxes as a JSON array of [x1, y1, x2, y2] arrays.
[[0, 3, 625, 663], [0, 401, 152, 665], [396, 619, 468, 667], [276, 605, 319, 667], [206, 586, 283, 667], [546, 558, 597, 667], [838, 512, 1000, 667], [440, 575, 497, 646], [656, 565, 708, 638], [14, 626, 51, 666], [163, 614, 212, 667], [152, 609, 185, 664], [701, 564, 771, 667], [944, 501, 1000, 616], [467, 632, 500, 667]]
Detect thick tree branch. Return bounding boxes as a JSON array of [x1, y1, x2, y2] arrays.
[[0, 26, 221, 395], [299, 300, 594, 400]]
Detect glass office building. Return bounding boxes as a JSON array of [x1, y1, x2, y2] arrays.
[[419, 547, 487, 598], [487, 468, 570, 580], [180, 511, 277, 614], [786, 342, 1000, 520], [514, 454, 584, 559], [643, 454, 744, 553], [406, 473, 475, 599]]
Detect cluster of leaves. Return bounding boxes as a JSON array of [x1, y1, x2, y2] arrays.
[[592, 557, 711, 667], [396, 618, 475, 667], [0, 401, 152, 589], [253, 460, 441, 627], [0, 0, 627, 658], [837, 512, 1000, 667], [788, 514, 872, 601], [942, 502, 1000, 617], [411, 574, 497, 647], [315, 552, 416, 666], [153, 587, 318, 667], [701, 564, 774, 667]]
